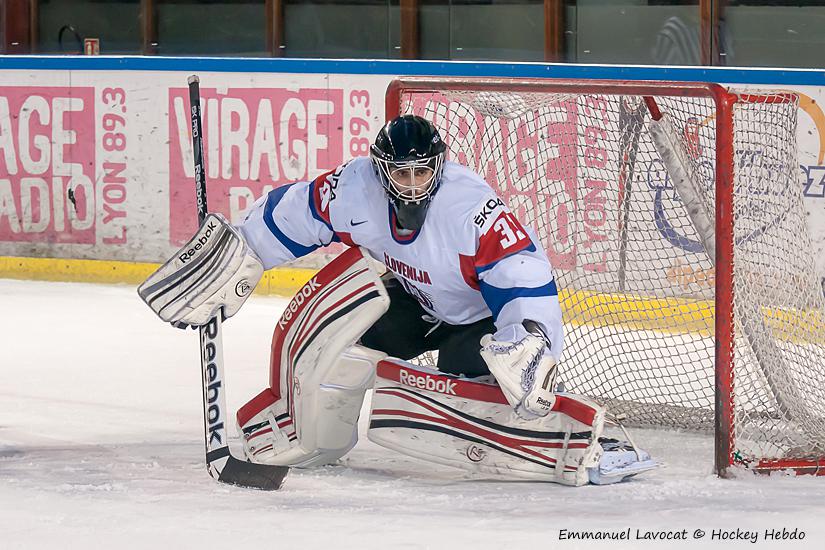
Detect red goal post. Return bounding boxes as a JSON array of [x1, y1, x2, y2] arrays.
[[385, 76, 825, 477]]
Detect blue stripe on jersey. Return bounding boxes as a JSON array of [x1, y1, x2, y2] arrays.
[[263, 184, 320, 258], [475, 241, 537, 274], [305, 183, 341, 245], [478, 279, 559, 320], [307, 180, 334, 232]]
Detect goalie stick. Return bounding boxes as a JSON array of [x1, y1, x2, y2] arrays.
[[187, 75, 288, 490]]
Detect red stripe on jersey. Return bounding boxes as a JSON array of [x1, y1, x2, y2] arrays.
[[458, 253, 480, 290], [310, 169, 336, 227], [335, 230, 355, 247], [475, 212, 532, 270]]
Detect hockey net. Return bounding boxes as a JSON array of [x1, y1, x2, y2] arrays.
[[387, 77, 825, 476]]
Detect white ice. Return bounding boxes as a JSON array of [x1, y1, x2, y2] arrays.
[[1, 279, 824, 549]]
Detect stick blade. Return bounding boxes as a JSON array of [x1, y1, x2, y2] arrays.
[[215, 456, 289, 491]]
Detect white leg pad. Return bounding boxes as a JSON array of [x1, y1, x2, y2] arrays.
[[368, 359, 607, 486], [237, 247, 389, 467], [306, 345, 386, 464], [239, 345, 385, 467]]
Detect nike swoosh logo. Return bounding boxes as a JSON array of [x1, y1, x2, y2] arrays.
[[350, 219, 367, 226]]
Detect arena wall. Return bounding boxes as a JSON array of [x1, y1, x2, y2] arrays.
[[0, 57, 823, 297]]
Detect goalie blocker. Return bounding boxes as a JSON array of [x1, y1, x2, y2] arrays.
[[138, 213, 264, 328], [236, 246, 656, 485]]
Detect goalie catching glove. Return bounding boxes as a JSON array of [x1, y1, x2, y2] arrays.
[[480, 320, 558, 419], [138, 213, 264, 328]]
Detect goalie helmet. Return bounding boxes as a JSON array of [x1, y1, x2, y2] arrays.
[[370, 115, 447, 231]]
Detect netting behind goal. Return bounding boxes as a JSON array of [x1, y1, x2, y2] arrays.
[[389, 78, 825, 475]]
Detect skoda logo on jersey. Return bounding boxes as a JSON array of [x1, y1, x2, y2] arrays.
[[473, 197, 506, 228], [466, 445, 487, 463]]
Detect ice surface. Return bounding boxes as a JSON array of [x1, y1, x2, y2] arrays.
[[1, 280, 824, 549]]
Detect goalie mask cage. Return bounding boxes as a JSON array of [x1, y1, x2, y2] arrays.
[[386, 77, 825, 477]]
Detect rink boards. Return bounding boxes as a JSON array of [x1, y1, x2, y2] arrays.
[[0, 57, 824, 310]]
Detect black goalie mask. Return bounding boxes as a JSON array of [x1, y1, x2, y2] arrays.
[[370, 115, 447, 231]]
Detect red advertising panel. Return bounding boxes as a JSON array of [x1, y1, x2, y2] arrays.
[[0, 87, 96, 244], [168, 87, 344, 245]]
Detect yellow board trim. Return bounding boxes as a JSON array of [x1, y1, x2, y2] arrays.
[[560, 288, 715, 336], [0, 256, 317, 297], [2, 256, 821, 342]]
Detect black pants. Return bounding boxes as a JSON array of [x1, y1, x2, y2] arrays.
[[360, 277, 495, 377]]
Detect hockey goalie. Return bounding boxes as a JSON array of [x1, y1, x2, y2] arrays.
[[145, 115, 657, 485]]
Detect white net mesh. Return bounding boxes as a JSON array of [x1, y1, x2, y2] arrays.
[[395, 80, 825, 467], [729, 94, 825, 463]]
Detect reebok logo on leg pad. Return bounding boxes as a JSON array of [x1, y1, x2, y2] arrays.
[[399, 369, 457, 396]]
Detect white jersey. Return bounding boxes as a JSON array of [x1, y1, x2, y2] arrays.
[[237, 157, 564, 356]]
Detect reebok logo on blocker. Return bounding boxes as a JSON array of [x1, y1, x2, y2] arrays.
[[179, 221, 219, 263]]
